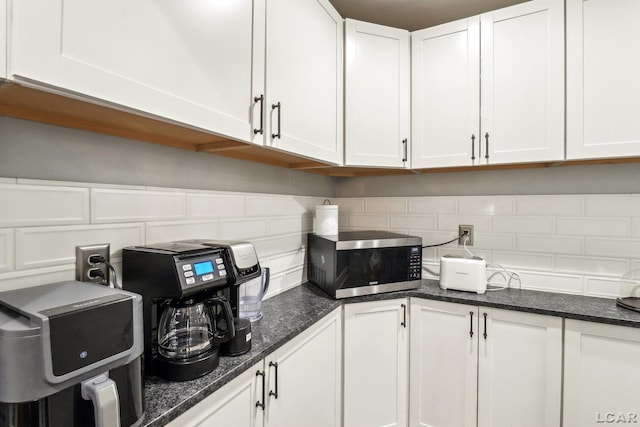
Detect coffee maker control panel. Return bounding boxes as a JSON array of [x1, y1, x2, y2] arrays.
[[176, 255, 228, 290]]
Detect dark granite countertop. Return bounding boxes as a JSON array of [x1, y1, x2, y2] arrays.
[[142, 279, 640, 426]]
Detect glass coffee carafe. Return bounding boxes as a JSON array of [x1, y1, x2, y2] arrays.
[[157, 296, 235, 361]]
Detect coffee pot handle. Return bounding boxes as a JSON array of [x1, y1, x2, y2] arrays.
[[81, 373, 120, 427], [208, 296, 236, 342], [262, 267, 270, 295]]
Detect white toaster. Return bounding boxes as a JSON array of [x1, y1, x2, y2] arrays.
[[439, 255, 487, 294]]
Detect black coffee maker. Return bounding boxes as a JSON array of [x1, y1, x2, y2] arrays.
[[178, 240, 263, 356], [122, 242, 237, 381]]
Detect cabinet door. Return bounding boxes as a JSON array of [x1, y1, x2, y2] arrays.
[[409, 299, 477, 427], [566, 0, 640, 160], [411, 18, 480, 169], [480, 0, 564, 164], [344, 299, 408, 427], [477, 308, 562, 427], [9, 0, 263, 144], [345, 19, 410, 168], [564, 319, 640, 427], [165, 360, 265, 427], [265, 0, 343, 164], [265, 308, 341, 427], [0, 0, 6, 79]]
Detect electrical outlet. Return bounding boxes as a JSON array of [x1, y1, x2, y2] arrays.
[[76, 243, 110, 284], [458, 225, 474, 246]]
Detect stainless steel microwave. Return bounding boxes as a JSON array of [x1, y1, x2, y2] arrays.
[[307, 231, 422, 299]]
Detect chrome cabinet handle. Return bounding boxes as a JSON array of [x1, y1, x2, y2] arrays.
[[253, 95, 264, 135], [256, 370, 266, 410], [469, 311, 474, 338], [485, 133, 490, 160], [483, 312, 488, 339], [402, 139, 408, 162], [269, 361, 279, 399], [401, 303, 406, 328], [271, 102, 281, 140], [471, 134, 476, 161]]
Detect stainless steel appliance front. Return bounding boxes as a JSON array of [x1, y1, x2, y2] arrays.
[[307, 231, 422, 298]]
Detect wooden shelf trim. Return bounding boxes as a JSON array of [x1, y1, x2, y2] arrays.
[[2, 81, 640, 177]]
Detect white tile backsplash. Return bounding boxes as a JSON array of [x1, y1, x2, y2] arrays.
[[0, 180, 317, 292], [2, 176, 639, 299], [339, 193, 640, 297], [459, 197, 515, 215], [0, 229, 14, 273], [556, 217, 631, 237], [365, 197, 407, 213], [0, 184, 89, 227], [516, 196, 583, 216], [15, 223, 144, 270], [91, 188, 186, 223], [187, 193, 245, 219], [146, 220, 219, 244]]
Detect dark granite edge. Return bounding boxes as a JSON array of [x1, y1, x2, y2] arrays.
[[143, 301, 342, 426], [143, 279, 640, 426]]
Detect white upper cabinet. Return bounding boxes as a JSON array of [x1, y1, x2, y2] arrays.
[[264, 0, 343, 164], [412, 17, 480, 169], [344, 19, 410, 168], [481, 0, 564, 165], [412, 0, 564, 168], [566, 0, 640, 160], [9, 0, 264, 144], [0, 0, 6, 79]]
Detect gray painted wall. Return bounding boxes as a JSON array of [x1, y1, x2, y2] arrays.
[[0, 116, 336, 197], [2, 115, 640, 198], [336, 163, 640, 197]]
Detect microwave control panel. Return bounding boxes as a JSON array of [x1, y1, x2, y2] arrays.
[[409, 246, 422, 280], [174, 254, 229, 290]]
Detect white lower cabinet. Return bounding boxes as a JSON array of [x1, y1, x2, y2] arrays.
[[264, 307, 342, 427], [165, 360, 264, 427], [344, 298, 409, 427], [563, 319, 640, 427], [166, 308, 342, 427], [409, 299, 562, 427]]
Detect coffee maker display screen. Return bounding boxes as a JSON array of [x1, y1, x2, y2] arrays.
[[194, 261, 214, 275]]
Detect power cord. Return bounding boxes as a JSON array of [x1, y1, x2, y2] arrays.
[[422, 236, 522, 291], [422, 231, 468, 248], [88, 255, 122, 289]]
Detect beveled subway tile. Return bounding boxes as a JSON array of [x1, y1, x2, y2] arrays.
[[0, 184, 89, 227], [555, 255, 630, 277], [585, 196, 640, 217], [145, 220, 218, 244], [187, 192, 245, 219], [389, 215, 436, 231], [15, 223, 144, 270], [0, 229, 14, 273], [92, 188, 185, 223], [492, 216, 554, 234], [557, 217, 630, 237], [365, 197, 407, 214], [408, 197, 457, 214], [516, 196, 583, 216], [246, 195, 287, 217], [517, 235, 583, 255], [459, 196, 515, 215]]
